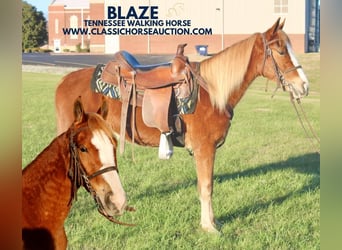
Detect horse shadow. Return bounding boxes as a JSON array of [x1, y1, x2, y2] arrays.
[[214, 152, 320, 225], [216, 177, 319, 226], [135, 152, 320, 221], [215, 152, 320, 183]]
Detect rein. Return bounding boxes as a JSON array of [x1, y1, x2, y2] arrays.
[[290, 98, 320, 154], [261, 33, 320, 154], [68, 126, 136, 226]]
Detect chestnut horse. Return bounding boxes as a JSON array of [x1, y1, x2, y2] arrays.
[[22, 97, 129, 249], [55, 19, 309, 233]]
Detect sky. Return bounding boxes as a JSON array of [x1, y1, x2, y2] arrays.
[[25, 1, 49, 18]]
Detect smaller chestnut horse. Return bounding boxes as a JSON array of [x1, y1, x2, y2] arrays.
[[22, 97, 129, 250]]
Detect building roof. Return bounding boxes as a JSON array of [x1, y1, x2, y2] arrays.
[[50, 0, 89, 9]]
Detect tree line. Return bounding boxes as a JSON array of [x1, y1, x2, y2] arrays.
[[22, 1, 48, 50]]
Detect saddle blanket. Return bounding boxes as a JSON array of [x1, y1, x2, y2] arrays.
[[90, 64, 199, 115]]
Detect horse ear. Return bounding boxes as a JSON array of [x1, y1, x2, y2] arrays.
[[97, 96, 108, 120], [279, 18, 286, 30], [73, 96, 85, 124], [266, 17, 281, 37]]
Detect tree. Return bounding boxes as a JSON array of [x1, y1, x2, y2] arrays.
[[22, 1, 48, 50]]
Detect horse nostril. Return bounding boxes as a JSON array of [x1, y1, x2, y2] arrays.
[[105, 191, 128, 216], [105, 192, 117, 210]]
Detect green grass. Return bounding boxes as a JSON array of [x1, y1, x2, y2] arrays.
[[22, 53, 320, 249]]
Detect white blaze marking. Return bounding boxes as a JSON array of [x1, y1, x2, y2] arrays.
[[91, 130, 126, 209], [91, 130, 115, 166], [286, 42, 309, 89]]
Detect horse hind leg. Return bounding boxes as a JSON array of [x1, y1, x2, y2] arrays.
[[194, 145, 220, 233], [56, 108, 72, 135]]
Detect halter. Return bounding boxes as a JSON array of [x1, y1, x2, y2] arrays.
[[261, 33, 303, 97], [68, 125, 136, 226]]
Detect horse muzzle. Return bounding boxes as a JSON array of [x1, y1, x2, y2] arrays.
[[287, 80, 309, 100], [103, 191, 127, 216]]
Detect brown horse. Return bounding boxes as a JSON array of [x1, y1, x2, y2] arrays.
[[55, 19, 309, 233], [22, 97, 129, 249]]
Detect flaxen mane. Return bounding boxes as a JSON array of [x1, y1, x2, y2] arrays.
[[200, 34, 257, 112]]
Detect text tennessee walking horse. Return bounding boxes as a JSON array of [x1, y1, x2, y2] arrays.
[[55, 19, 309, 233], [22, 97, 133, 249]]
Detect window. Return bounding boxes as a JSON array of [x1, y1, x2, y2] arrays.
[[55, 19, 59, 34], [274, 0, 288, 14], [70, 15, 78, 39]]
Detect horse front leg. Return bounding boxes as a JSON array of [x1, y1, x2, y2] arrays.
[[193, 144, 219, 233], [53, 227, 68, 250]]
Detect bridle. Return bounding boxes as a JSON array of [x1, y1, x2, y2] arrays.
[[261, 33, 320, 154], [261, 33, 303, 98], [68, 125, 136, 226]]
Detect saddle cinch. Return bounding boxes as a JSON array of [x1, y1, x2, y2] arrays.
[[101, 43, 199, 159]]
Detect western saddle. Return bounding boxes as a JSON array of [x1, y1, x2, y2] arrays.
[[101, 43, 204, 159]]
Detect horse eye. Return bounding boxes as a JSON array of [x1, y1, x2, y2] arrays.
[[276, 49, 285, 56], [79, 146, 88, 152]]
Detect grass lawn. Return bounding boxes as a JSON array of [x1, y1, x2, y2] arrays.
[[22, 53, 320, 249]]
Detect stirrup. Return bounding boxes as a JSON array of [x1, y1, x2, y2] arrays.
[[158, 132, 173, 159]]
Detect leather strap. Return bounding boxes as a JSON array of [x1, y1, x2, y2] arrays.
[[119, 82, 133, 154], [87, 166, 118, 180]]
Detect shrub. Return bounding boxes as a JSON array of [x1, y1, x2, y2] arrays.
[[76, 43, 81, 52]]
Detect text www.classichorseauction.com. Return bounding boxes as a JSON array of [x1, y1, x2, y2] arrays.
[[61, 5, 213, 36]]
